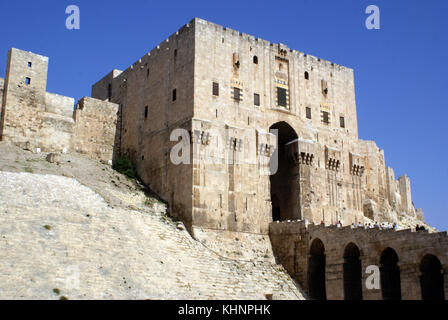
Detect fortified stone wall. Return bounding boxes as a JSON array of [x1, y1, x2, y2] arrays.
[[91, 18, 426, 235], [270, 221, 448, 300], [72, 97, 119, 161], [192, 18, 363, 233], [191, 18, 422, 233], [91, 22, 196, 229], [0, 48, 119, 162]]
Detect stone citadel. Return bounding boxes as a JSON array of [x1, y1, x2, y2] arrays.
[[0, 18, 446, 300]]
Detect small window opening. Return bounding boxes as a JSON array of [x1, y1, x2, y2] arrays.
[[25, 77, 31, 86], [144, 106, 148, 119], [322, 111, 330, 124], [27, 62, 32, 68], [277, 87, 287, 107], [253, 56, 258, 64], [174, 49, 178, 57], [172, 89, 177, 102], [254, 93, 260, 106], [212, 82, 219, 96], [233, 87, 242, 102], [107, 84, 112, 100], [306, 107, 312, 119], [305, 71, 309, 80], [340, 116, 345, 128], [321, 80, 328, 97]]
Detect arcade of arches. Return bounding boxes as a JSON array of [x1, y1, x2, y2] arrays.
[[269, 220, 448, 300]]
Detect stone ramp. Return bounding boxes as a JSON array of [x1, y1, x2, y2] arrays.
[[0, 172, 304, 300]]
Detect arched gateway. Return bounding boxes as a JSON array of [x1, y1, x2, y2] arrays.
[[269, 121, 299, 222]]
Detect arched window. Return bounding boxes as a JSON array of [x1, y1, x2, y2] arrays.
[[304, 71, 309, 80], [253, 56, 258, 64], [420, 254, 445, 300], [380, 248, 401, 300], [343, 243, 363, 300]]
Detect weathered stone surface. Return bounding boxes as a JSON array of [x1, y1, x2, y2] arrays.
[[0, 18, 442, 300], [0, 170, 304, 300], [46, 153, 61, 164], [270, 220, 448, 300], [0, 48, 119, 162], [90, 18, 425, 235]]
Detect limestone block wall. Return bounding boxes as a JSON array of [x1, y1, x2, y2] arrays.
[[88, 18, 426, 234], [270, 221, 448, 300], [193, 18, 359, 138], [91, 22, 196, 228], [192, 18, 368, 232], [91, 69, 123, 102], [72, 97, 119, 162], [0, 48, 76, 152], [0, 48, 121, 162], [45, 92, 74, 117], [0, 48, 49, 148]]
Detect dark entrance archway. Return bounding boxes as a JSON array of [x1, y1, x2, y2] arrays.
[[380, 248, 401, 300], [420, 254, 445, 300], [271, 194, 280, 222], [343, 243, 363, 300], [269, 121, 299, 221], [308, 238, 327, 300]]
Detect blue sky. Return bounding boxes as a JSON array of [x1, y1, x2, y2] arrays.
[[0, 0, 447, 230]]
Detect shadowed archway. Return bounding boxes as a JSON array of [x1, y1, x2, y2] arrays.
[[420, 254, 445, 300], [269, 121, 299, 222], [380, 248, 401, 300], [343, 243, 363, 300], [308, 238, 327, 300]]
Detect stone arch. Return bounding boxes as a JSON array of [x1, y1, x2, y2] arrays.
[[269, 121, 299, 221], [308, 238, 327, 300], [343, 242, 363, 300], [380, 247, 402, 300], [420, 254, 445, 300]]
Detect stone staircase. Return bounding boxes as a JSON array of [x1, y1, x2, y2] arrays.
[[0, 171, 305, 300]]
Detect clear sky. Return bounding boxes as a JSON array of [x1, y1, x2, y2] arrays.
[[0, 0, 447, 230]]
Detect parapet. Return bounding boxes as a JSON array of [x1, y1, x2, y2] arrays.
[[45, 92, 74, 117], [193, 17, 353, 72]]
